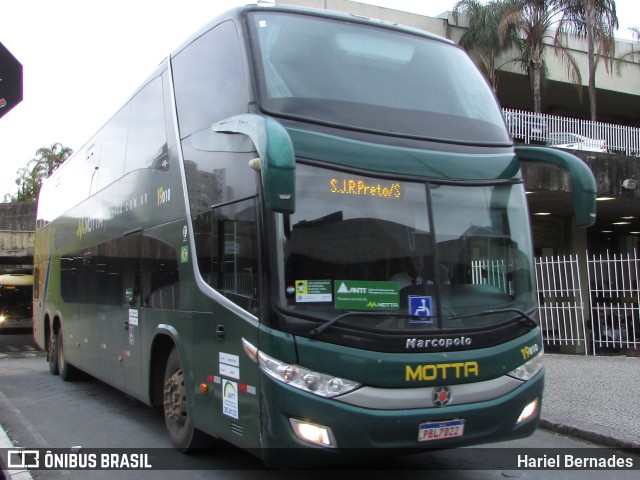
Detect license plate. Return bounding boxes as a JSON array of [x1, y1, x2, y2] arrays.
[[418, 419, 465, 442]]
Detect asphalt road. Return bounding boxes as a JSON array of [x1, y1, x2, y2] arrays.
[[0, 332, 638, 479]]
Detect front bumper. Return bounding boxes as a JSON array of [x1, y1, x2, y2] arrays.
[[258, 369, 543, 466]]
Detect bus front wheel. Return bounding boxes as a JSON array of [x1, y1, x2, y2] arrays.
[[163, 347, 206, 451]]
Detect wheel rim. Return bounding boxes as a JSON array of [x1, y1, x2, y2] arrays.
[[164, 368, 187, 427]]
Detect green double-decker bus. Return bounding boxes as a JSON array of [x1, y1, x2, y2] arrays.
[[33, 4, 596, 466]]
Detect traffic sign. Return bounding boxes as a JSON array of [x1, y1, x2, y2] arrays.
[[0, 41, 23, 119]]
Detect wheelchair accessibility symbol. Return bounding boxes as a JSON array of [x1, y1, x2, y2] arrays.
[[409, 296, 433, 323]]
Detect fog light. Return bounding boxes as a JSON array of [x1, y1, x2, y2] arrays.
[[289, 418, 336, 448], [517, 398, 539, 424]]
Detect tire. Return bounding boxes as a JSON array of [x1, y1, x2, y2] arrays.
[[163, 347, 207, 451], [47, 327, 59, 375], [57, 328, 81, 381]]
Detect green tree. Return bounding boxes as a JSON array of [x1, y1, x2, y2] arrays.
[[499, 0, 618, 119], [499, 0, 583, 114], [33, 142, 73, 177], [7, 143, 73, 203], [557, 0, 618, 121], [453, 0, 521, 93], [619, 27, 640, 65]]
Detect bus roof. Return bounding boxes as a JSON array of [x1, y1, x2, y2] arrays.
[[171, 3, 455, 59]]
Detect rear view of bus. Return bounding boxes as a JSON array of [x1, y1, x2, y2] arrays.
[[0, 274, 33, 330]]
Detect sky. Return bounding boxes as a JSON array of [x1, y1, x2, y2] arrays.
[[1, 0, 638, 200]]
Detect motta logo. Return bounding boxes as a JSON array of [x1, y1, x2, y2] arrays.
[[76, 217, 104, 238]]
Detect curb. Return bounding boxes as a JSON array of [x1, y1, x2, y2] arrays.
[[0, 424, 33, 480], [540, 420, 640, 451]]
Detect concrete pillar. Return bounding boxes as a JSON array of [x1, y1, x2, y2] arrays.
[[563, 219, 590, 354]]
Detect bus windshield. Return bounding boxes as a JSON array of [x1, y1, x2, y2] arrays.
[[248, 11, 510, 145], [275, 164, 536, 332]]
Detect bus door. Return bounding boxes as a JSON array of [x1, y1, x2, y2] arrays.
[[192, 196, 262, 449]]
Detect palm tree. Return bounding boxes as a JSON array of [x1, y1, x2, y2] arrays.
[[557, 0, 618, 121], [9, 143, 73, 203], [618, 27, 640, 65], [33, 142, 73, 177], [499, 0, 582, 114], [12, 165, 42, 202], [453, 0, 521, 93]]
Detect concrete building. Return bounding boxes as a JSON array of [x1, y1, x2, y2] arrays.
[[0, 201, 36, 274]]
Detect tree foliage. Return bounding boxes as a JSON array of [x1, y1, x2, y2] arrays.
[[457, 0, 619, 119], [618, 27, 640, 66], [556, 0, 618, 121], [453, 0, 522, 93], [499, 0, 583, 114], [5, 143, 73, 203]]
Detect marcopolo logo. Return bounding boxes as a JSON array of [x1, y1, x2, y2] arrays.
[[405, 336, 472, 350]]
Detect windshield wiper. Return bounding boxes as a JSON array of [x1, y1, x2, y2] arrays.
[[308, 307, 536, 337], [446, 308, 538, 330], [309, 308, 538, 338], [309, 311, 435, 337]]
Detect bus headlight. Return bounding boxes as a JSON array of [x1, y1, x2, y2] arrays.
[[257, 350, 361, 398], [507, 352, 544, 381], [516, 398, 539, 425], [289, 418, 337, 447]]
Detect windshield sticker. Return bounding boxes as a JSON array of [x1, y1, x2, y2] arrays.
[[294, 280, 332, 303], [408, 296, 434, 323], [334, 280, 399, 310], [222, 379, 239, 419]]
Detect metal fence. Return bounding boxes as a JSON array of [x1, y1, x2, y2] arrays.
[[471, 259, 512, 294], [586, 251, 640, 354], [503, 108, 640, 156], [534, 251, 640, 354], [474, 252, 640, 354], [535, 255, 588, 348]]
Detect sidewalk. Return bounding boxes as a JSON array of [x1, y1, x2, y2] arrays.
[[540, 353, 640, 449]]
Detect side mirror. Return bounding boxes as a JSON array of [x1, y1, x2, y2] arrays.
[[212, 114, 295, 213], [515, 146, 596, 227]]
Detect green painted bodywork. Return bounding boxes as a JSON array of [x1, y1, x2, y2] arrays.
[[289, 128, 521, 180], [31, 4, 598, 465], [212, 114, 296, 213]]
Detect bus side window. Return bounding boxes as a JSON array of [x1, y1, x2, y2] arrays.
[[142, 236, 180, 310], [193, 197, 259, 315], [172, 20, 249, 138], [126, 76, 168, 173]]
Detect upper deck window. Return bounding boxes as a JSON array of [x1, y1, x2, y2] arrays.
[[248, 12, 510, 145]]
